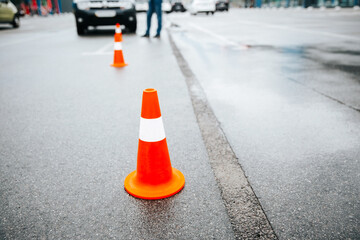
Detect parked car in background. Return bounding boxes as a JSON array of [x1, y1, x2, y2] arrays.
[[0, 0, 20, 28], [162, 0, 172, 13], [171, 0, 186, 12], [135, 0, 148, 12], [215, 0, 228, 11], [188, 0, 215, 15], [73, 0, 137, 35]]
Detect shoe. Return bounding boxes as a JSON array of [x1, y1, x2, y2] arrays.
[[153, 34, 160, 38], [141, 33, 150, 37]]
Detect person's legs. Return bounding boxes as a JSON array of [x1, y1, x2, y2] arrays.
[[154, 0, 162, 36], [145, 0, 154, 35]]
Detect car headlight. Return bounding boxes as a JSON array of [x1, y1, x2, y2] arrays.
[[77, 1, 91, 10]]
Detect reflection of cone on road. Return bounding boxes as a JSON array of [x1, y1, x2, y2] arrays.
[[111, 23, 128, 68], [124, 88, 185, 200]]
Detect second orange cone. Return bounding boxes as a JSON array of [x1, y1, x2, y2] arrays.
[[124, 88, 185, 200], [111, 23, 128, 68]]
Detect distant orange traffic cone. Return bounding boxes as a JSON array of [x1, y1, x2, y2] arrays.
[[111, 23, 128, 68], [124, 88, 185, 200]]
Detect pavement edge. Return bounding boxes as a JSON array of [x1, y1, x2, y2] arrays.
[[167, 31, 278, 240]]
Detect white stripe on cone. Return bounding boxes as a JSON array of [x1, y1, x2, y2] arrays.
[[116, 28, 121, 34], [114, 42, 122, 50], [139, 117, 166, 142]]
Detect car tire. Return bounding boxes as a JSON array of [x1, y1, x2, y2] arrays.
[[76, 23, 86, 35], [12, 15, 20, 28], [128, 23, 137, 33], [211, 11, 215, 14]]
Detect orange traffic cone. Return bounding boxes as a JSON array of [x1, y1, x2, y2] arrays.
[[124, 88, 185, 200], [111, 23, 128, 68]]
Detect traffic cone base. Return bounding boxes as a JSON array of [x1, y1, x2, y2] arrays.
[[124, 88, 185, 200], [110, 63, 128, 67], [124, 168, 185, 200]]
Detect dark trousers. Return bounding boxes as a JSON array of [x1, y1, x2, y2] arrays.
[[146, 0, 162, 35]]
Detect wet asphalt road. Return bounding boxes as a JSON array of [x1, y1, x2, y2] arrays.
[[169, 8, 360, 240], [0, 8, 359, 240], [0, 14, 236, 239]]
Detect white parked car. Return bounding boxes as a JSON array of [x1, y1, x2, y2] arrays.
[[188, 0, 215, 15], [162, 0, 172, 13]]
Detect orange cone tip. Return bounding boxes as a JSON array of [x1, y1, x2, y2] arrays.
[[124, 88, 185, 200]]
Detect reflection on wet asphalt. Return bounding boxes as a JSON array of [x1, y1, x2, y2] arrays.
[[169, 9, 360, 239], [0, 14, 236, 239]]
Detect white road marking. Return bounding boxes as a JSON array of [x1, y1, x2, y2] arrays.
[[0, 29, 73, 48], [236, 20, 360, 41], [0, 35, 43, 48], [187, 23, 249, 50], [82, 52, 113, 55], [82, 42, 113, 55]]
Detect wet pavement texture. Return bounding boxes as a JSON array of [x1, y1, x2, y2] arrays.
[[169, 8, 360, 240], [0, 14, 235, 239], [169, 34, 277, 239]]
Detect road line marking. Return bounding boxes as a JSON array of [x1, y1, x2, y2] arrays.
[[187, 23, 249, 50], [96, 42, 113, 52], [0, 35, 43, 48], [82, 42, 113, 55], [236, 20, 360, 41], [0, 29, 73, 48], [82, 52, 113, 55]]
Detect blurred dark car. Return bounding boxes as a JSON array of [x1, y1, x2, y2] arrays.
[[215, 0, 228, 11], [171, 0, 186, 12], [0, 0, 20, 28], [73, 0, 137, 35]]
